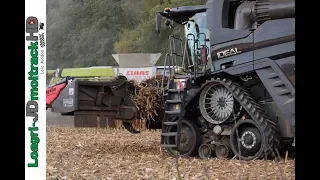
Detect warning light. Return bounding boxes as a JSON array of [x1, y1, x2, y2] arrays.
[[29, 20, 35, 25]]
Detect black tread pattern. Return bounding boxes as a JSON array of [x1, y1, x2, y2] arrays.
[[204, 77, 280, 159]]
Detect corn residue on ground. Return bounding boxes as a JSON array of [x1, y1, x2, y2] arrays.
[[47, 127, 295, 180]]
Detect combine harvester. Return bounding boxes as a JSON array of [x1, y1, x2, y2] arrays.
[[47, 0, 295, 160], [155, 0, 295, 159], [46, 53, 166, 130]]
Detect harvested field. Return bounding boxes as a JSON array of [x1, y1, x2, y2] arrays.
[[47, 127, 295, 180]]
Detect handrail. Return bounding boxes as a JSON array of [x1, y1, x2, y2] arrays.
[[169, 36, 184, 75], [161, 53, 171, 96], [161, 32, 208, 92], [197, 32, 208, 75]]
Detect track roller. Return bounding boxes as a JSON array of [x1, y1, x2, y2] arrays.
[[198, 144, 216, 159], [216, 143, 233, 159]]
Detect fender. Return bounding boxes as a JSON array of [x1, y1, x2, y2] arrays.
[[46, 83, 67, 106]]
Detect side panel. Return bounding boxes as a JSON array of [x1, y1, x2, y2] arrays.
[[51, 80, 78, 113], [253, 18, 295, 61], [274, 56, 295, 87], [211, 32, 254, 73], [264, 101, 294, 138], [221, 62, 255, 76], [254, 58, 295, 131], [252, 18, 295, 135]]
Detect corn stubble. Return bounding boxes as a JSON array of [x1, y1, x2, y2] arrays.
[[47, 127, 295, 180]]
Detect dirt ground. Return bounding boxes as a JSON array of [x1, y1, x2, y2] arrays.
[[47, 127, 295, 180]]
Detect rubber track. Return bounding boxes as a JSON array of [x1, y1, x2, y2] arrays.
[[204, 77, 280, 159]]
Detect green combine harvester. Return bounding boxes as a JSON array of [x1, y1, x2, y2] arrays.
[[46, 53, 164, 130]]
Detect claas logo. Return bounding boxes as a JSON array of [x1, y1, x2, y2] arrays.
[[126, 71, 150, 76]]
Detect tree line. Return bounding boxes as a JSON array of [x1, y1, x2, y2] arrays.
[[46, 0, 206, 69]]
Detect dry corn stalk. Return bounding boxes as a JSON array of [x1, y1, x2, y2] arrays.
[[116, 75, 168, 130]]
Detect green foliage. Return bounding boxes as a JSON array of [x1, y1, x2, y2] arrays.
[[47, 0, 207, 69]]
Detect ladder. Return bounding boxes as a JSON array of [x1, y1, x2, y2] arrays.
[[160, 36, 190, 148], [160, 78, 190, 148], [160, 32, 207, 148]]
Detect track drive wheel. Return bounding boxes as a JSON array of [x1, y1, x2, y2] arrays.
[[230, 119, 265, 160], [199, 83, 236, 124], [164, 120, 201, 157]]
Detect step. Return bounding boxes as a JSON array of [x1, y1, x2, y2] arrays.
[[278, 89, 290, 95], [174, 74, 189, 79], [160, 144, 177, 148], [166, 100, 182, 104], [168, 89, 183, 93], [272, 80, 284, 87], [268, 72, 278, 79], [165, 110, 181, 115], [163, 121, 178, 126], [161, 132, 178, 136]]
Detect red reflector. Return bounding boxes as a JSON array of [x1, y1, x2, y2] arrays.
[[201, 46, 208, 64]]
